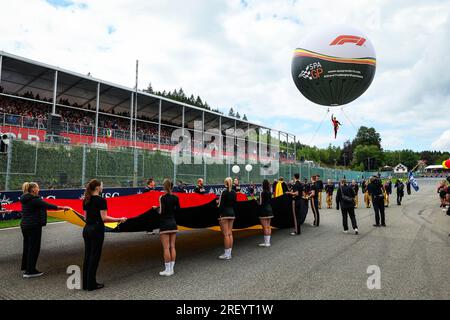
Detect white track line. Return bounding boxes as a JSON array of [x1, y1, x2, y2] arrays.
[[0, 221, 66, 231]]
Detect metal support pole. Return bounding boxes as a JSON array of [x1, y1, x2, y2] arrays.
[[294, 135, 297, 162], [234, 119, 237, 164], [0, 55, 3, 85], [52, 70, 58, 114], [181, 106, 185, 136], [133, 147, 138, 187], [95, 149, 99, 176], [202, 111, 206, 182], [219, 116, 222, 161], [129, 92, 134, 145], [81, 144, 86, 187], [158, 99, 162, 150], [173, 151, 177, 184], [5, 139, 12, 191], [134, 60, 139, 148], [94, 82, 100, 144]]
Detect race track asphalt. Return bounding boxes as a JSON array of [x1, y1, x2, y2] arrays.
[[0, 179, 449, 300]]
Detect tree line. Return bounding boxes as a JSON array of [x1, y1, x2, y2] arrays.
[[293, 126, 449, 171], [144, 83, 247, 121]]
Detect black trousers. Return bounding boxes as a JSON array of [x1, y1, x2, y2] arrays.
[[341, 207, 358, 231], [310, 197, 320, 226], [292, 200, 302, 234], [372, 195, 385, 226], [397, 193, 403, 205], [299, 198, 309, 225], [82, 224, 105, 290], [21, 226, 42, 273]]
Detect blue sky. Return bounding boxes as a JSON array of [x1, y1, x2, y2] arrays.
[[1, 0, 449, 152]]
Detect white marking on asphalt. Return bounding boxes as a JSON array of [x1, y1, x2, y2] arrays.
[[0, 221, 66, 231]]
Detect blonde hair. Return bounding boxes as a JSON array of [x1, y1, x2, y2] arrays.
[[224, 177, 232, 192], [22, 182, 38, 194], [163, 178, 173, 194]]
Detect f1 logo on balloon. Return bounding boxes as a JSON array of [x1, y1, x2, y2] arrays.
[[330, 35, 366, 46]]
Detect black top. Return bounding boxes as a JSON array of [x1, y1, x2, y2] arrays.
[[384, 181, 392, 194], [194, 185, 206, 194], [20, 193, 58, 228], [83, 195, 107, 225], [309, 183, 318, 198], [395, 181, 405, 194], [351, 184, 359, 194], [143, 186, 156, 193], [336, 185, 356, 210], [232, 185, 241, 192], [260, 190, 272, 207], [316, 180, 324, 191], [291, 181, 302, 200], [303, 182, 311, 195], [367, 181, 383, 197], [160, 194, 180, 219], [219, 189, 237, 213], [325, 184, 335, 194]]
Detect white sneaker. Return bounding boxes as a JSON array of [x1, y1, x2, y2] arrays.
[[218, 254, 231, 260], [354, 228, 359, 235], [23, 271, 44, 278], [159, 270, 172, 276], [343, 230, 348, 234], [258, 243, 271, 247]]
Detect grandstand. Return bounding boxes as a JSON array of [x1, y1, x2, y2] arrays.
[[0, 51, 296, 160], [0, 51, 377, 191]]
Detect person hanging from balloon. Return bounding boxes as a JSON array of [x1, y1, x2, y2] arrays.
[[331, 114, 342, 139]]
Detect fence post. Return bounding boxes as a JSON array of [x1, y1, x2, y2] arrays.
[[173, 151, 177, 184], [81, 144, 86, 188], [133, 147, 138, 187], [5, 139, 12, 191], [203, 158, 207, 185]]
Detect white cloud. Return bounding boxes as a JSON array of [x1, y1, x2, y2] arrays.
[[0, 0, 449, 151], [431, 130, 450, 151]]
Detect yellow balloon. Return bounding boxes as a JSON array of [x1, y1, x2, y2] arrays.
[[443, 160, 448, 169]]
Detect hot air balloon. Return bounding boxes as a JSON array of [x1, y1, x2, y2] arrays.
[[442, 159, 450, 169], [291, 25, 376, 106]]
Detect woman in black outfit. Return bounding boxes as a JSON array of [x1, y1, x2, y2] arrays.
[[82, 179, 127, 291], [20, 182, 70, 278], [218, 177, 237, 260], [258, 179, 273, 247], [394, 179, 405, 205], [154, 179, 179, 276]]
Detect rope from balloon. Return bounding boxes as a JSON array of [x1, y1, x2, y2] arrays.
[[308, 108, 330, 145], [340, 107, 358, 132]]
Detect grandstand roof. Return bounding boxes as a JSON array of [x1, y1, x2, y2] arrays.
[[0, 50, 295, 140]]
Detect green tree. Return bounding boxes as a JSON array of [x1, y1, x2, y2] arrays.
[[195, 96, 203, 107], [228, 107, 235, 117], [144, 82, 154, 93], [352, 126, 382, 149], [339, 140, 353, 167], [352, 145, 384, 171]]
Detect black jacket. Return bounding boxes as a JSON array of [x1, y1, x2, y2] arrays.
[[336, 184, 356, 210], [20, 193, 58, 229]]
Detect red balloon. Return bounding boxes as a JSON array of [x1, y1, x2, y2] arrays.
[[444, 159, 450, 169]]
